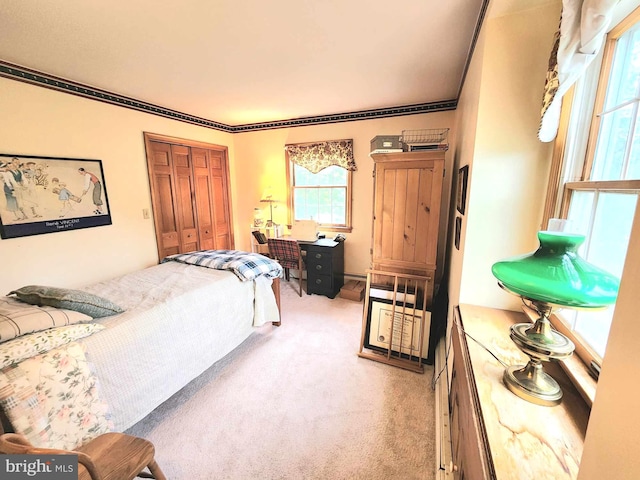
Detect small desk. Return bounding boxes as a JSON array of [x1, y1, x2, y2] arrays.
[[300, 239, 344, 299], [255, 235, 345, 299]]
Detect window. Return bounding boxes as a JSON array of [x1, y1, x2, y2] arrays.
[[546, 10, 640, 366], [291, 164, 350, 227], [285, 140, 355, 232]]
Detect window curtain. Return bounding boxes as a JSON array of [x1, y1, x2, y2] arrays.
[[538, 0, 619, 142], [285, 139, 357, 173]]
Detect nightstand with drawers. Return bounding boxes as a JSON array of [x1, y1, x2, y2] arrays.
[[302, 239, 344, 299]]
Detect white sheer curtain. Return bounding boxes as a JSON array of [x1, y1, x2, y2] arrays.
[[538, 0, 619, 142]]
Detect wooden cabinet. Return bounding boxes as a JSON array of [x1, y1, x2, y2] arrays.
[[144, 133, 233, 260], [450, 305, 589, 480], [304, 239, 344, 298], [370, 150, 445, 304]]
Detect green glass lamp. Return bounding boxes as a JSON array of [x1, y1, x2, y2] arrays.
[[492, 230, 620, 406]]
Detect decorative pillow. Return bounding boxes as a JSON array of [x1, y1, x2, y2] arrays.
[[0, 365, 51, 446], [0, 342, 113, 450], [0, 323, 106, 369], [0, 297, 92, 344], [8, 285, 124, 318]]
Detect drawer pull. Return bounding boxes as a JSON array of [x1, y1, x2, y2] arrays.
[[314, 253, 322, 259], [315, 279, 322, 284], [315, 265, 323, 271]]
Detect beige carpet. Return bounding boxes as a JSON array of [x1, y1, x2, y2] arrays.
[[127, 280, 436, 480]]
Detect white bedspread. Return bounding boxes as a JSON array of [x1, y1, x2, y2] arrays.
[[79, 261, 279, 431]]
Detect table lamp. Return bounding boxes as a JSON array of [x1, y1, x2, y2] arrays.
[[260, 188, 276, 227], [491, 230, 620, 405]]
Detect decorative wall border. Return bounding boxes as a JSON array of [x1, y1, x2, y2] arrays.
[[0, 61, 232, 132], [0, 60, 456, 132]]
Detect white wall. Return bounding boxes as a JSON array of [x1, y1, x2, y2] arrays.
[[0, 78, 233, 295], [233, 112, 456, 280]]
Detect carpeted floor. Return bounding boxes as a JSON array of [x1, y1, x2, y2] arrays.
[[127, 280, 436, 480]]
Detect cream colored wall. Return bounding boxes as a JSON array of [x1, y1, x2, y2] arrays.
[[0, 78, 233, 295], [450, 2, 640, 478], [448, 13, 486, 313], [455, 1, 559, 310], [1, 76, 456, 294], [233, 112, 456, 280]]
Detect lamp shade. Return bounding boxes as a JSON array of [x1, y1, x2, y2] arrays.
[[492, 231, 620, 308]]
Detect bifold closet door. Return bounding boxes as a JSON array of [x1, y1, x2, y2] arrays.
[[146, 134, 234, 260], [191, 148, 216, 251], [147, 141, 181, 258], [171, 145, 199, 253], [208, 148, 232, 249]]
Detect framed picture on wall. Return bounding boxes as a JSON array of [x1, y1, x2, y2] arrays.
[[457, 165, 469, 215], [0, 154, 112, 239], [455, 216, 462, 250]]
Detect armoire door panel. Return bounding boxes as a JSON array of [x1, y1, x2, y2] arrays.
[[377, 168, 396, 261], [415, 168, 434, 263], [371, 152, 444, 285], [391, 168, 408, 261], [402, 169, 421, 262], [375, 164, 440, 264]]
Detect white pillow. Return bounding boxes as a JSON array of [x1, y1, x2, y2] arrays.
[[0, 297, 92, 344]]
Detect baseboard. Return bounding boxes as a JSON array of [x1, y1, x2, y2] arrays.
[[434, 337, 453, 479]]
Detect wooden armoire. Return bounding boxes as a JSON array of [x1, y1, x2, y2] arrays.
[[144, 133, 233, 260], [370, 149, 446, 305]]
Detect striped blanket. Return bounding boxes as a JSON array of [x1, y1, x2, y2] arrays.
[[162, 250, 283, 281]]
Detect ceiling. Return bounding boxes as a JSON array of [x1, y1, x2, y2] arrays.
[[1, 0, 536, 129]]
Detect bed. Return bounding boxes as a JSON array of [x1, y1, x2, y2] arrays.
[[0, 250, 282, 447]]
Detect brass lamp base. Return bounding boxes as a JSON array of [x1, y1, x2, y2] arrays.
[[503, 361, 562, 406], [499, 296, 575, 406]]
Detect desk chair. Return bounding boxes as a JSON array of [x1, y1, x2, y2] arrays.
[[0, 432, 166, 480], [268, 238, 305, 296]]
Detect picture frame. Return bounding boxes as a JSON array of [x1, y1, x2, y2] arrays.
[[455, 216, 462, 250], [364, 296, 431, 363], [457, 165, 469, 215], [0, 154, 112, 239]]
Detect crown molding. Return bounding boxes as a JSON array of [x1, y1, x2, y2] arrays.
[[0, 60, 456, 132]]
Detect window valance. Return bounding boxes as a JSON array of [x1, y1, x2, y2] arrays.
[[285, 139, 357, 174]]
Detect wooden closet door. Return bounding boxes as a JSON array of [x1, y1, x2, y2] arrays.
[[147, 141, 181, 258], [171, 145, 199, 253], [191, 147, 215, 251], [145, 133, 234, 261], [208, 148, 232, 249]]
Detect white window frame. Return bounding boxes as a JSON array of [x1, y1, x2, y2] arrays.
[[543, 7, 640, 370], [285, 154, 353, 233]]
